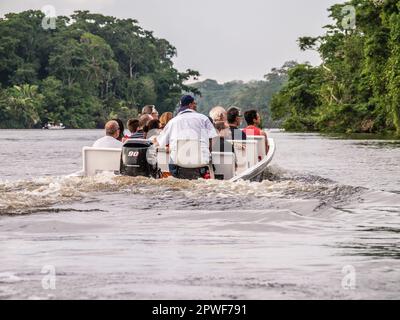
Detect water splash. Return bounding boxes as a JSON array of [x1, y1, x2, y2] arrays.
[[0, 167, 365, 216]]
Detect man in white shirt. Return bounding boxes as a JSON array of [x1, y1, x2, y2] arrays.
[[93, 120, 123, 149], [154, 95, 218, 178]]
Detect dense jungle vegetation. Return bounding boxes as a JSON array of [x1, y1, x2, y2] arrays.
[[271, 0, 400, 137], [0, 10, 199, 128]]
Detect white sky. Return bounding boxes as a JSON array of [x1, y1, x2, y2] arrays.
[[0, 0, 343, 83]]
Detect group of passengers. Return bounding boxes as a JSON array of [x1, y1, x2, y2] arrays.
[[208, 105, 269, 155], [93, 95, 268, 179], [93, 105, 173, 148]]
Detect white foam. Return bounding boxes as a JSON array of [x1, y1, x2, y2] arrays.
[[0, 170, 367, 216], [0, 272, 22, 283]]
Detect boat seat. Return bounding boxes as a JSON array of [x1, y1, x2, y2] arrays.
[[175, 139, 210, 169], [157, 147, 170, 173], [246, 135, 266, 160], [211, 152, 235, 180], [227, 140, 258, 173], [82, 147, 121, 176]]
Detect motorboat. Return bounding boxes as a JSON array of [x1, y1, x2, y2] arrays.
[[43, 122, 65, 130], [80, 135, 275, 182]]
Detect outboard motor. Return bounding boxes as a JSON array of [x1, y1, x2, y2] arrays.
[[120, 139, 160, 178]]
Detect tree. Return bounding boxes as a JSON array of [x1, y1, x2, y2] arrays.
[[40, 76, 66, 124], [271, 0, 400, 136], [0, 10, 200, 128], [271, 64, 323, 131], [0, 84, 44, 128]]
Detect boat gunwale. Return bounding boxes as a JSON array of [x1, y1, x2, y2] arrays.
[[229, 138, 276, 182]]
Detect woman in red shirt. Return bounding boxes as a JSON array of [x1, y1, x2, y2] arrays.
[[243, 110, 269, 155]]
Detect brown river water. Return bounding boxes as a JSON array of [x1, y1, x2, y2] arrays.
[[0, 129, 399, 299]]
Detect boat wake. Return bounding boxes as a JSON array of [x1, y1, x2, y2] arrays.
[[1, 166, 400, 300], [0, 165, 377, 216]]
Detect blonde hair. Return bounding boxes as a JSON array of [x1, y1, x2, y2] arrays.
[[209, 106, 227, 123], [214, 121, 231, 138], [159, 112, 173, 128]]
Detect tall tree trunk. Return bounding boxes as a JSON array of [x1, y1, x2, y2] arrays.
[[129, 57, 133, 79]]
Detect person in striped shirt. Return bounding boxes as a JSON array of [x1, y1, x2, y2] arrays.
[[130, 114, 152, 139]]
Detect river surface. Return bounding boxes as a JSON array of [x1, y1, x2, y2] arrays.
[[0, 129, 399, 300]]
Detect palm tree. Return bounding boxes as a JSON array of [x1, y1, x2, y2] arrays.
[[7, 84, 44, 128]]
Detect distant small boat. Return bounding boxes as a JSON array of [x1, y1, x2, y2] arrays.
[[43, 122, 65, 130]]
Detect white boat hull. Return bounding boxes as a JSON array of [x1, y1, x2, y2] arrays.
[[230, 138, 275, 182]]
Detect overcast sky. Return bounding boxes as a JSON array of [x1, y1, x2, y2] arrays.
[[0, 0, 343, 83]]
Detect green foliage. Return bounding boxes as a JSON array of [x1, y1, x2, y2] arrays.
[[39, 76, 66, 124], [0, 10, 199, 128], [271, 64, 323, 131], [272, 0, 400, 137], [0, 84, 44, 128], [387, 9, 400, 136], [108, 100, 139, 126]]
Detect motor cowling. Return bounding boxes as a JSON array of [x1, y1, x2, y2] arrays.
[[120, 139, 160, 178]]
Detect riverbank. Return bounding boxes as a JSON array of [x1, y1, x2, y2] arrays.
[[278, 129, 400, 141], [322, 132, 400, 141]]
